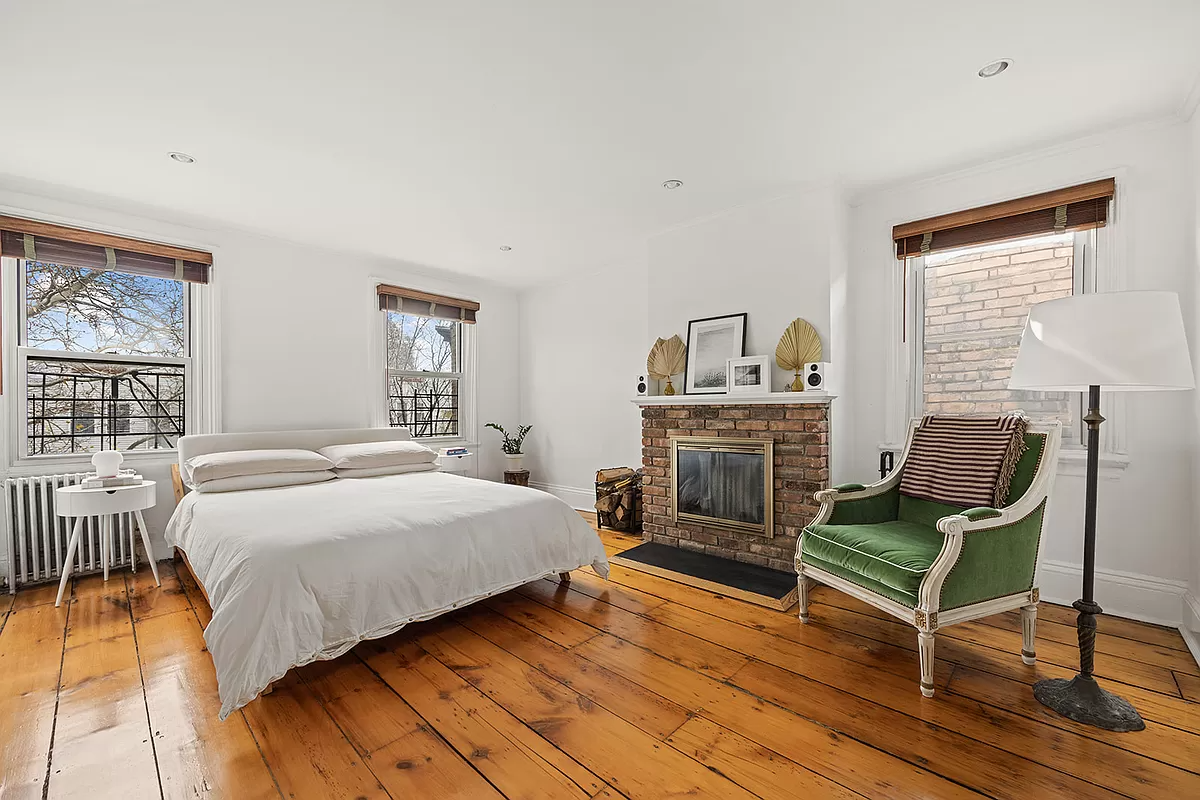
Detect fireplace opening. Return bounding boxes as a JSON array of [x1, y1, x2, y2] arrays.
[[670, 437, 773, 537]]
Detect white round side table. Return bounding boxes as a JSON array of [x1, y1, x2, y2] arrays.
[[54, 481, 159, 607]]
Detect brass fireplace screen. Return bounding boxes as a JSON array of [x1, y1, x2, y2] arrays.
[[670, 436, 773, 537]]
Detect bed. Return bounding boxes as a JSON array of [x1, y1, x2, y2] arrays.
[[165, 427, 610, 720]]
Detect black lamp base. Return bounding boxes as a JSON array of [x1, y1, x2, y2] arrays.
[[1033, 675, 1145, 732]]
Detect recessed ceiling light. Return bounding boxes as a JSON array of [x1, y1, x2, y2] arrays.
[[978, 59, 1012, 78], [499, 245, 512, 251], [168, 151, 195, 164], [662, 179, 683, 190]]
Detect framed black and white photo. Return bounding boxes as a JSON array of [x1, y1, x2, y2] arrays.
[[726, 355, 771, 395], [684, 313, 747, 394]]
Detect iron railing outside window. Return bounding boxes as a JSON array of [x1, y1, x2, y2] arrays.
[[24, 353, 186, 455], [387, 374, 459, 438]]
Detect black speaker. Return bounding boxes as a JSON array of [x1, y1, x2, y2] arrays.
[[804, 362, 829, 390], [636, 374, 649, 396]]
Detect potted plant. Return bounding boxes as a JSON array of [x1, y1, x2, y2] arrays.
[[486, 422, 532, 471]]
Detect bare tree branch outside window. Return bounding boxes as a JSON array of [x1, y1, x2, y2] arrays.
[[23, 261, 186, 455]]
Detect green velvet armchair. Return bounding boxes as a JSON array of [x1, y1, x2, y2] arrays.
[[796, 419, 1061, 697]]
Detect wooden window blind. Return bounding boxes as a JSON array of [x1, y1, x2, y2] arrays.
[[892, 178, 1115, 259], [377, 284, 479, 323], [0, 216, 212, 283]]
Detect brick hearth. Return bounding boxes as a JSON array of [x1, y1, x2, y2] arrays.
[[638, 399, 831, 573]]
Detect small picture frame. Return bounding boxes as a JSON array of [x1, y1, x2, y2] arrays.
[[726, 355, 771, 395]]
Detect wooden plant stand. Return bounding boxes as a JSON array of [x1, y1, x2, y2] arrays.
[[504, 470, 530, 486]]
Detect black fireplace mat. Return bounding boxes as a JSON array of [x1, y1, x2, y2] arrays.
[[612, 542, 795, 601]]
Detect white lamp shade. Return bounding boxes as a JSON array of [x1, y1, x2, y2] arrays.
[[1009, 291, 1195, 392]]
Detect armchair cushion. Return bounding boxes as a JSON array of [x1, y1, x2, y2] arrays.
[[802, 520, 944, 605], [802, 554, 919, 607]]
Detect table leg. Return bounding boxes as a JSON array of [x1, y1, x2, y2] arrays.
[[129, 513, 137, 574], [134, 510, 160, 587], [102, 515, 110, 582], [56, 518, 83, 607]]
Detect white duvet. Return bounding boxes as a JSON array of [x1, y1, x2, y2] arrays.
[[165, 471, 610, 719]]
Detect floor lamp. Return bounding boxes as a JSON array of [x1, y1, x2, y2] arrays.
[[1009, 291, 1194, 732]]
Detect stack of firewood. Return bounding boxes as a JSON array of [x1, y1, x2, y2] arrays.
[[594, 467, 643, 532]]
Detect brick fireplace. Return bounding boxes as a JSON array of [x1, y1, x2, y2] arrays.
[[637, 396, 831, 574]]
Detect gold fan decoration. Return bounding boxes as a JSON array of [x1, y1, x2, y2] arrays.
[[647, 335, 687, 396], [775, 318, 822, 391]]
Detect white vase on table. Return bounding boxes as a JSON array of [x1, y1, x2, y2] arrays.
[[92, 450, 124, 478], [505, 453, 525, 472]]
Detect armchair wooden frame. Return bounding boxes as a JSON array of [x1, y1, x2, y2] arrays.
[[796, 419, 1062, 696]]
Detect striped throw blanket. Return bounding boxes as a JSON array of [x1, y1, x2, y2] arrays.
[[898, 415, 1028, 508]]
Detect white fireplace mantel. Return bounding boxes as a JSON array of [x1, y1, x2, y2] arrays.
[[632, 392, 835, 406]]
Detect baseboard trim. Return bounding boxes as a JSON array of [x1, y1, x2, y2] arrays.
[[1037, 559, 1188, 628], [1182, 628, 1200, 672], [1182, 593, 1200, 669], [529, 482, 594, 512]]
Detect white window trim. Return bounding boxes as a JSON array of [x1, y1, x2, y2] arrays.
[[882, 173, 1130, 478], [368, 278, 478, 448], [0, 255, 220, 475]]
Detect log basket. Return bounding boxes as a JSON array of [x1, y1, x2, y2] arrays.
[[594, 467, 643, 532]]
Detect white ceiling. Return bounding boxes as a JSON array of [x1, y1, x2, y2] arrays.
[[3, 1, 1198, 285]]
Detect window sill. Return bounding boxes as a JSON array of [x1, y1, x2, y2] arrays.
[[413, 436, 478, 446], [1056, 448, 1129, 479], [7, 450, 178, 478]]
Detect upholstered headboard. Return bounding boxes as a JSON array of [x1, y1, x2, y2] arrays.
[[177, 427, 413, 483]]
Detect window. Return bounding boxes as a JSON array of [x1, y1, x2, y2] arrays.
[[385, 312, 462, 437], [21, 261, 188, 455], [912, 231, 1089, 445], [377, 284, 478, 440], [0, 218, 212, 459], [890, 178, 1118, 457]]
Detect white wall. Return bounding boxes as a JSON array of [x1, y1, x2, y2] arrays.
[[520, 187, 849, 507], [648, 190, 839, 391], [1186, 108, 1200, 647], [214, 230, 520, 486], [828, 195, 853, 484], [0, 181, 520, 561], [519, 253, 648, 507], [847, 119, 1198, 624]]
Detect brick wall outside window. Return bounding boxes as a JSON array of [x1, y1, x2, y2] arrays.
[[922, 233, 1080, 445]]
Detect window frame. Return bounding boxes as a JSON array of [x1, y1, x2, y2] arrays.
[[907, 230, 1092, 448], [884, 178, 1130, 478], [0, 252, 217, 470], [371, 282, 478, 446]]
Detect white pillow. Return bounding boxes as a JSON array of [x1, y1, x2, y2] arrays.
[[185, 448, 333, 486], [318, 441, 437, 470], [334, 463, 440, 479], [192, 470, 336, 494]]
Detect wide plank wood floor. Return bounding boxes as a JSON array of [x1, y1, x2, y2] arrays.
[[1, 517, 1198, 799]]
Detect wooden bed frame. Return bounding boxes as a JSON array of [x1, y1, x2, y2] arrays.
[[169, 464, 211, 606]]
